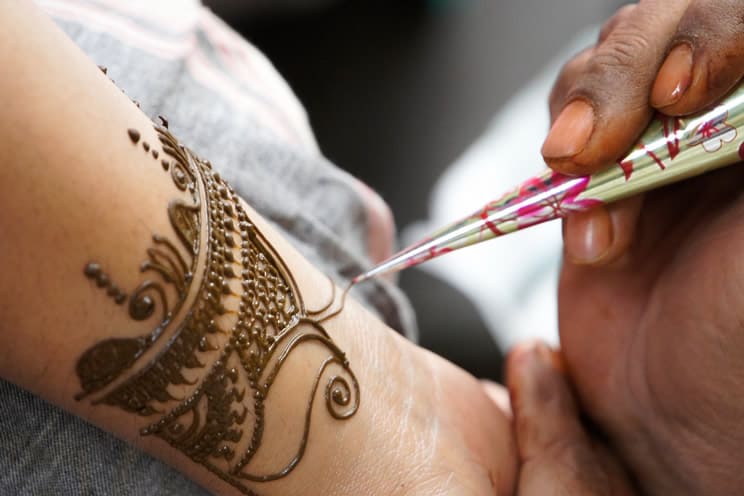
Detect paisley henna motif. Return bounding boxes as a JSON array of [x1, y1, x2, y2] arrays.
[[76, 124, 359, 495]]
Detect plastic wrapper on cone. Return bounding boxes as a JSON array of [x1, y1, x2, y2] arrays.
[[354, 83, 744, 283]]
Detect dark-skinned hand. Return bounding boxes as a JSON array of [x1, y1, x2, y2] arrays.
[[490, 342, 636, 495], [542, 1, 744, 494]]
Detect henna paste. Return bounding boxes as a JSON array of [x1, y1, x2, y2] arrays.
[[77, 125, 358, 495], [83, 262, 127, 304], [127, 128, 140, 144]]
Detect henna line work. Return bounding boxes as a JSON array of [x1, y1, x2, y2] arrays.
[[305, 274, 336, 316], [315, 282, 353, 324], [76, 123, 359, 496]]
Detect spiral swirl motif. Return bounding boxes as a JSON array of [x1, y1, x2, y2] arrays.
[[76, 123, 359, 496], [326, 372, 359, 420]]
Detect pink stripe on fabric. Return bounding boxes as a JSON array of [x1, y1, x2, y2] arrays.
[[38, 0, 196, 59], [85, 0, 199, 33], [198, 9, 318, 153], [39, 0, 316, 151], [186, 48, 304, 147]]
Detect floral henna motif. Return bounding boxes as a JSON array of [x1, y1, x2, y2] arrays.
[[75, 123, 359, 495]]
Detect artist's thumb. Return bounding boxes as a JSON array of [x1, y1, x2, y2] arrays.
[[507, 341, 636, 496], [543, 1, 689, 176], [543, 1, 692, 267]]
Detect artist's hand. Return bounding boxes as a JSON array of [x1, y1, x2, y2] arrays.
[[542, 1, 744, 494], [490, 342, 636, 496]]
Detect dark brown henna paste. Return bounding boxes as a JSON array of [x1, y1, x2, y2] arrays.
[[76, 125, 358, 495], [83, 262, 127, 305], [127, 128, 140, 144]]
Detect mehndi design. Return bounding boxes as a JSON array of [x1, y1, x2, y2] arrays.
[[75, 123, 358, 495]]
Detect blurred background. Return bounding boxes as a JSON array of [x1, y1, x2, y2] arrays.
[[206, 0, 624, 381]]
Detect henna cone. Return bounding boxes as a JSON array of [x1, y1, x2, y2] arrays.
[[354, 84, 744, 284]]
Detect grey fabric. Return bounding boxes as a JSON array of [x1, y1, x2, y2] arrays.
[[0, 7, 415, 495], [0, 384, 210, 496]]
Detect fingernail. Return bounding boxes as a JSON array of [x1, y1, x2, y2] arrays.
[[542, 100, 595, 160], [564, 208, 613, 264], [651, 44, 693, 108]]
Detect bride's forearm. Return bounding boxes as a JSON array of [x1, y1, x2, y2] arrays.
[[0, 3, 404, 495], [0, 3, 520, 496]]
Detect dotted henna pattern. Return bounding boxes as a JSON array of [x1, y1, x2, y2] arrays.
[[75, 124, 359, 495]]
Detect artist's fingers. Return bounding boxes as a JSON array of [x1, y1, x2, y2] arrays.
[[507, 342, 636, 496], [650, 0, 744, 114], [597, 4, 637, 45], [547, 4, 639, 123], [562, 195, 643, 267], [542, 0, 690, 176]]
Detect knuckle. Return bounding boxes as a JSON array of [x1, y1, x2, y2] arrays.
[[575, 31, 651, 97], [599, 3, 637, 43], [596, 30, 651, 71]]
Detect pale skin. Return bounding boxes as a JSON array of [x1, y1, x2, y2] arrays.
[[535, 0, 744, 494]]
